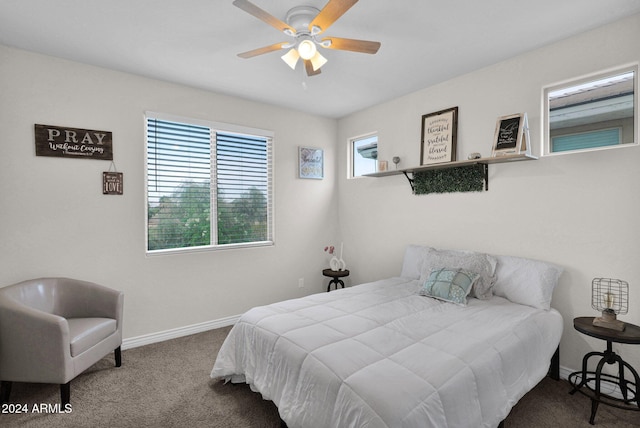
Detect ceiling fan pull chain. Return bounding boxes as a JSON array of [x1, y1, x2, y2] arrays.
[[301, 65, 309, 91]]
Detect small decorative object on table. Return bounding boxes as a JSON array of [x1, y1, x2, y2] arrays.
[[392, 156, 400, 169], [591, 278, 628, 331], [324, 243, 346, 271]]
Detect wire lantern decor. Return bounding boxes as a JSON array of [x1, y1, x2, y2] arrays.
[[591, 278, 629, 331]]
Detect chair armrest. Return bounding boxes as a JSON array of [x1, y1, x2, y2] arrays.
[[0, 296, 70, 382]]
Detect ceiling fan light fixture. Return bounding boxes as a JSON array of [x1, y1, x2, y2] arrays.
[[309, 51, 328, 71], [234, 0, 380, 77], [297, 39, 317, 60], [281, 48, 300, 69]]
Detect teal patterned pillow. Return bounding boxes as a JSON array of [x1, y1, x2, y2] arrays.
[[419, 268, 480, 306]]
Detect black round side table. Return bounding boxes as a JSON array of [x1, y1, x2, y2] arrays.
[[568, 316, 640, 424], [322, 269, 349, 292]]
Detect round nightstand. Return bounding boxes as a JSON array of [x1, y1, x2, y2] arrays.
[[322, 269, 349, 292], [568, 316, 640, 424]]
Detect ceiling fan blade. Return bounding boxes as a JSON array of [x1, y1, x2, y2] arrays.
[[321, 37, 380, 54], [238, 42, 288, 59], [233, 0, 295, 34], [310, 0, 358, 34], [304, 60, 322, 76]]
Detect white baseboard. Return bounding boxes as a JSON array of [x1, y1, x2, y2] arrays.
[[121, 314, 240, 350]]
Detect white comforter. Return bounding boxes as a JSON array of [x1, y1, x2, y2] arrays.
[[211, 277, 563, 428]]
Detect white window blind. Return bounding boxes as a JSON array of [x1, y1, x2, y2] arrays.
[[146, 115, 273, 253], [215, 132, 272, 245]]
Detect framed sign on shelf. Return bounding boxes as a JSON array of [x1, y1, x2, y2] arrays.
[[491, 113, 530, 157], [421, 107, 458, 165]]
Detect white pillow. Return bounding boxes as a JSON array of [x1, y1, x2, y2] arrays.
[[418, 247, 497, 300], [400, 245, 432, 279], [492, 254, 563, 310]]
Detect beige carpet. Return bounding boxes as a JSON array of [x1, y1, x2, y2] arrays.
[[2, 327, 639, 427]]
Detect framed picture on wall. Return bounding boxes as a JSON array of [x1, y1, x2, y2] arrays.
[[420, 107, 458, 165], [298, 146, 323, 179], [491, 113, 529, 156]]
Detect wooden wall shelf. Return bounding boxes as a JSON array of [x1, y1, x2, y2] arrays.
[[363, 153, 537, 191]]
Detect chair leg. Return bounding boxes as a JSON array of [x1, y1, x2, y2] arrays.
[[60, 382, 70, 406], [115, 346, 122, 367], [1, 381, 12, 404]]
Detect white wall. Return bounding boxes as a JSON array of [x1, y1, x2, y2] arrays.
[[0, 45, 339, 339], [337, 14, 640, 371], [2, 13, 639, 373]]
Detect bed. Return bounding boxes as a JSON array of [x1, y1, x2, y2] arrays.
[[211, 245, 564, 428]]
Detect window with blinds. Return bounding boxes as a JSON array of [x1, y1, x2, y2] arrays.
[[146, 114, 273, 253]]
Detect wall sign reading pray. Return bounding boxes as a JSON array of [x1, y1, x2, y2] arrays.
[[34, 124, 113, 160]]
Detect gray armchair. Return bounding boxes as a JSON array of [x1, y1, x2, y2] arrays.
[[0, 277, 124, 405]]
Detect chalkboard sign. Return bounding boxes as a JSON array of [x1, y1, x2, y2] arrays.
[[35, 124, 113, 160], [491, 113, 528, 156]]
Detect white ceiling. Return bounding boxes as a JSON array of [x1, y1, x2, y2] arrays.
[[1, 0, 640, 119]]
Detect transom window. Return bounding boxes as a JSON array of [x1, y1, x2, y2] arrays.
[[544, 65, 637, 155], [145, 113, 273, 254], [350, 134, 378, 178]]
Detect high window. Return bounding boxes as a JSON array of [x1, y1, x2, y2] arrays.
[[350, 134, 378, 178], [146, 113, 273, 253], [544, 65, 637, 155]]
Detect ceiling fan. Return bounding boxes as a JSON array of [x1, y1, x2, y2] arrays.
[[233, 0, 381, 76]]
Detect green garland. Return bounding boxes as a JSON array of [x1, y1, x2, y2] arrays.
[[412, 164, 485, 195]]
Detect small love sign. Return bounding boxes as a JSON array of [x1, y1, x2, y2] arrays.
[[35, 124, 113, 160], [103, 172, 123, 195]]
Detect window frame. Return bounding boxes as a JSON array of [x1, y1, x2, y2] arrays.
[[144, 111, 274, 255], [543, 64, 638, 157]]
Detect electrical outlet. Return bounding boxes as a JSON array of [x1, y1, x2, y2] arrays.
[[298, 278, 304, 288]]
